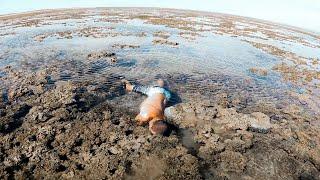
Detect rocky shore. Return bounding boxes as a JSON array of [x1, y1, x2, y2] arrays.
[[0, 7, 319, 180], [0, 65, 319, 179]]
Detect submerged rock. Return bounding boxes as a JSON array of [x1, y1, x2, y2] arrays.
[[152, 39, 179, 46], [87, 51, 116, 60], [249, 67, 268, 76]]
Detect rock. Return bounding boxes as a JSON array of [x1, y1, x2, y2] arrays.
[[29, 85, 45, 95], [51, 108, 69, 121], [215, 109, 272, 133], [216, 107, 250, 131], [103, 110, 112, 120], [112, 44, 140, 49], [164, 106, 181, 120], [197, 134, 225, 160], [152, 39, 179, 46], [224, 131, 253, 152], [110, 56, 117, 63], [87, 51, 116, 60], [218, 151, 247, 173], [248, 112, 271, 133], [249, 67, 268, 76], [35, 69, 49, 85], [164, 103, 217, 129], [216, 93, 228, 107], [27, 106, 51, 122], [38, 81, 77, 109], [153, 31, 170, 39], [34, 34, 48, 42], [8, 86, 33, 100], [108, 146, 121, 155]]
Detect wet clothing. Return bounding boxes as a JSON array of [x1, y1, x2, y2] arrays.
[[132, 85, 171, 102]]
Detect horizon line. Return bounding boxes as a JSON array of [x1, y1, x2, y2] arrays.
[[0, 6, 319, 35]]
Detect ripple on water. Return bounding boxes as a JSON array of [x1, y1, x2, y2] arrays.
[[0, 11, 319, 114]]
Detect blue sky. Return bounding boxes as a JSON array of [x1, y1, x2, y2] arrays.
[[1, 0, 319, 32]]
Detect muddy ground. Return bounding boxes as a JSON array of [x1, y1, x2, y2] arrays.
[[0, 7, 320, 180], [0, 64, 319, 180]]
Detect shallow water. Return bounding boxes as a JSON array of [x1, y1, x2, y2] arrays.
[[1, 8, 320, 179], [0, 8, 319, 113]]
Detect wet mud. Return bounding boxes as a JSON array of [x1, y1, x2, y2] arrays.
[[0, 8, 320, 179], [0, 64, 319, 179]]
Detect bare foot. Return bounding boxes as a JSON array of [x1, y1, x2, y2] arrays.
[[157, 79, 165, 87], [121, 79, 133, 91]]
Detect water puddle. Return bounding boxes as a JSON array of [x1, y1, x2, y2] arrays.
[[0, 8, 319, 113]]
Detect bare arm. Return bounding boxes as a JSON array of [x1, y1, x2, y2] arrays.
[[123, 80, 149, 95]]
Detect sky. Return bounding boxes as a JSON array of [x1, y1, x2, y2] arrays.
[[0, 0, 319, 33]]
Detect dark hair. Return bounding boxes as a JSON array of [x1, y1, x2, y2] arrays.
[[151, 120, 168, 135]]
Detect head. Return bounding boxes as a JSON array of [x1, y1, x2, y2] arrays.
[[149, 119, 168, 135]]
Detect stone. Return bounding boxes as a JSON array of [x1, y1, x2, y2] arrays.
[[248, 112, 272, 133]]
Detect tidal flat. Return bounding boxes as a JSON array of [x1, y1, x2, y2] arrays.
[[0, 8, 319, 179]]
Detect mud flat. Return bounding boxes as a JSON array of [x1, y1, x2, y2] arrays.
[[0, 8, 320, 179], [0, 64, 319, 179]]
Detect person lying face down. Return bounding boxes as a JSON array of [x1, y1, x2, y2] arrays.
[[123, 79, 171, 135]]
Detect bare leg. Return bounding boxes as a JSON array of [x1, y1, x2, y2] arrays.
[[124, 81, 149, 95], [123, 79, 165, 93]]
